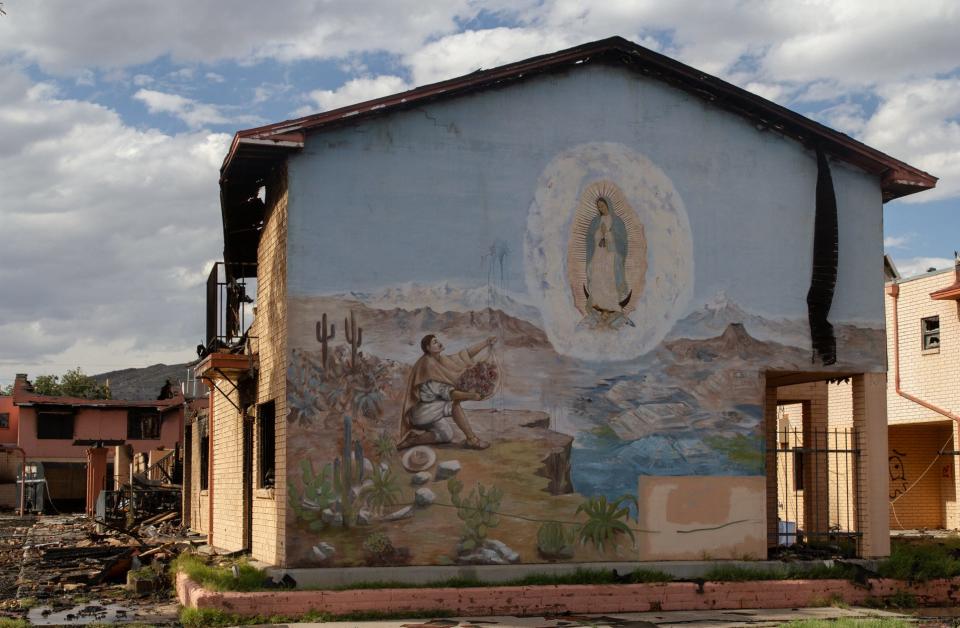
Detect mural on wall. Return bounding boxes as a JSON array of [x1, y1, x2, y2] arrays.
[[567, 180, 646, 331], [284, 140, 886, 568]]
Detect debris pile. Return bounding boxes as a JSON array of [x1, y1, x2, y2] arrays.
[[0, 513, 198, 625]]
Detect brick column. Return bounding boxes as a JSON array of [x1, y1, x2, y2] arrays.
[[853, 373, 890, 558], [765, 384, 778, 550], [114, 444, 132, 489], [85, 447, 108, 516], [803, 384, 831, 543], [947, 422, 960, 529]]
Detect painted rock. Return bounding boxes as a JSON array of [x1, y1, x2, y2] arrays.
[[321, 508, 343, 527], [381, 505, 414, 521], [411, 471, 431, 485], [414, 487, 436, 507], [457, 548, 508, 565], [312, 542, 336, 561], [435, 460, 461, 480], [484, 539, 520, 563], [356, 509, 373, 525]]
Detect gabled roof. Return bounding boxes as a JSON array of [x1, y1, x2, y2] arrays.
[[219, 36, 937, 268]]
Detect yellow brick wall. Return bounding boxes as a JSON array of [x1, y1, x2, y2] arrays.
[[211, 380, 245, 552], [887, 270, 960, 425], [888, 422, 954, 530], [247, 165, 288, 566], [884, 269, 960, 529], [187, 416, 208, 536]]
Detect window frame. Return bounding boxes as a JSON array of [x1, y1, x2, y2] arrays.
[[921, 315, 941, 352], [127, 408, 162, 440], [36, 408, 75, 440], [197, 419, 209, 491], [0, 413, 9, 429], [257, 400, 276, 489]]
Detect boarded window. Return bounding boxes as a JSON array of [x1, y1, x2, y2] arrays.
[[922, 316, 940, 351], [258, 401, 275, 488], [127, 409, 161, 440], [37, 409, 74, 439], [0, 413, 8, 429]]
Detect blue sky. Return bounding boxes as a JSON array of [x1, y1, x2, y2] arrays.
[[0, 1, 957, 384]]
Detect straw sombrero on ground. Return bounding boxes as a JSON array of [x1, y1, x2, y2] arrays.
[[401, 445, 437, 473]]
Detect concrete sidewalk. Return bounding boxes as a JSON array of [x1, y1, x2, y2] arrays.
[[265, 606, 911, 627]]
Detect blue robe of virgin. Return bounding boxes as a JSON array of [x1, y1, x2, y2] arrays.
[[585, 212, 629, 308]]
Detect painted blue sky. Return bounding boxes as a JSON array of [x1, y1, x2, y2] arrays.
[[0, 1, 958, 385]]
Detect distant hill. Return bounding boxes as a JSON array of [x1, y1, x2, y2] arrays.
[[93, 362, 196, 401]]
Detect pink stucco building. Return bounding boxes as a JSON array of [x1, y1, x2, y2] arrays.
[[0, 374, 183, 512]]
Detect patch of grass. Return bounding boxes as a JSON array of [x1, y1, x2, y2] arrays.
[[787, 562, 860, 580], [702, 564, 788, 581], [702, 562, 859, 582], [15, 597, 36, 610], [171, 552, 266, 592], [782, 619, 912, 628], [0, 619, 30, 628], [322, 568, 672, 590], [885, 590, 918, 609], [808, 593, 849, 608], [876, 539, 960, 582], [178, 606, 454, 627]]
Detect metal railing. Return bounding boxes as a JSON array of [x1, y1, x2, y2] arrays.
[[204, 261, 257, 353], [775, 426, 861, 556]]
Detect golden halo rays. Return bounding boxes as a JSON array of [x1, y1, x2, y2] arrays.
[[567, 180, 647, 317]]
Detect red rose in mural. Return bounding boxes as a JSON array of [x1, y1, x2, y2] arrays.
[[456, 361, 499, 399]]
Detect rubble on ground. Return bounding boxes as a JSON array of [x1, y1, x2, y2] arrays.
[[0, 511, 198, 625]]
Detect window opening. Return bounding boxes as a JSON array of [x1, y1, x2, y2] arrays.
[[257, 400, 275, 488], [36, 408, 74, 439], [127, 408, 161, 440], [922, 316, 940, 351]]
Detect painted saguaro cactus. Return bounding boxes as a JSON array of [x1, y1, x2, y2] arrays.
[[332, 413, 366, 527], [345, 310, 363, 370], [315, 312, 335, 367]]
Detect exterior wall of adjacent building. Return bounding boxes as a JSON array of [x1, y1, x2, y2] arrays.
[[186, 409, 209, 536], [16, 405, 180, 460], [277, 63, 889, 567], [249, 166, 289, 565], [885, 268, 960, 530], [805, 268, 960, 532], [204, 166, 288, 563], [0, 395, 19, 446], [0, 394, 21, 507]]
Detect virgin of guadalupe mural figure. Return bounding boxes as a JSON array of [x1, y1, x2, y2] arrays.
[[584, 197, 632, 328], [567, 181, 647, 331], [397, 334, 497, 451]]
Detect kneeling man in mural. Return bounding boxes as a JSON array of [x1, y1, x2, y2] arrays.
[[398, 334, 496, 451]]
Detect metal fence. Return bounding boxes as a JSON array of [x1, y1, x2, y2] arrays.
[[775, 426, 861, 556]]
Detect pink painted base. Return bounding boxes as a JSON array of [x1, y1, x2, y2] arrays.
[[176, 572, 960, 617]]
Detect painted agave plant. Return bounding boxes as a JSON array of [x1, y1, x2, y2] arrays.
[[575, 494, 637, 553]]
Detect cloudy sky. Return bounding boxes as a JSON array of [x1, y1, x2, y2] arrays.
[[0, 1, 958, 386]]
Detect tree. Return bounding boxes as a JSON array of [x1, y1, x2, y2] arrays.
[[32, 367, 111, 399]]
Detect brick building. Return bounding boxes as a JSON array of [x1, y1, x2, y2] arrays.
[[885, 260, 960, 530], [190, 37, 935, 569]]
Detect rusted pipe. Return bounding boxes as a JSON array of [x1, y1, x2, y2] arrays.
[[887, 283, 960, 423]]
